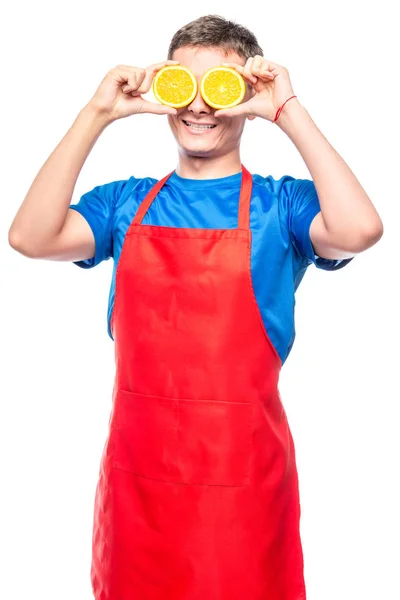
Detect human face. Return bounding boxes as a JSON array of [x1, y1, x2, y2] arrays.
[[167, 46, 255, 159]]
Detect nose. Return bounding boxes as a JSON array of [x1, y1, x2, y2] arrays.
[[187, 80, 213, 116]]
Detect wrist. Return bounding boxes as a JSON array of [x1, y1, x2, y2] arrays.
[[274, 98, 309, 131], [80, 103, 114, 129]]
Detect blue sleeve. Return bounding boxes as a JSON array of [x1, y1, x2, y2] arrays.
[[281, 177, 354, 271], [69, 179, 128, 268]]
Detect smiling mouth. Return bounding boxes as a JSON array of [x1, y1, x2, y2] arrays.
[[182, 120, 218, 130]]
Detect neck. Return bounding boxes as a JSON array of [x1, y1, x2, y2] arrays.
[[175, 149, 242, 179]]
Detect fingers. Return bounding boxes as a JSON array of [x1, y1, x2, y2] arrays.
[[220, 61, 256, 86], [117, 61, 180, 95], [120, 69, 146, 94], [139, 60, 180, 94], [250, 55, 276, 81], [221, 56, 275, 83], [146, 59, 181, 71], [218, 59, 255, 85], [243, 57, 258, 84]]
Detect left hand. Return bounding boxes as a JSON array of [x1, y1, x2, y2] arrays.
[[214, 56, 297, 122]]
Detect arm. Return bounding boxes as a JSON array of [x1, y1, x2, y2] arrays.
[[275, 100, 384, 259], [8, 105, 111, 260], [215, 57, 384, 260], [8, 61, 179, 261]]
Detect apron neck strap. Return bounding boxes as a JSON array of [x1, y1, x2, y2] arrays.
[[132, 172, 173, 226], [132, 164, 253, 230], [237, 164, 252, 230]]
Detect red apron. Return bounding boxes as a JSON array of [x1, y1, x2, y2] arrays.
[[91, 165, 306, 600]]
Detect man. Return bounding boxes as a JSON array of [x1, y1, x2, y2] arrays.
[[8, 14, 383, 600]]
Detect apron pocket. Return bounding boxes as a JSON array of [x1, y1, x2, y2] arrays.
[[111, 390, 252, 487], [111, 389, 180, 482], [177, 399, 252, 487]]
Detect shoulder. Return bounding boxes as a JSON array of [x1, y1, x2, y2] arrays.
[[250, 173, 302, 215], [251, 173, 311, 199], [251, 173, 294, 191], [251, 173, 300, 201], [111, 174, 160, 209], [251, 173, 319, 222]]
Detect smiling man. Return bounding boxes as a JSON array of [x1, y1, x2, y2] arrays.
[[8, 13, 383, 600], [167, 45, 257, 166]]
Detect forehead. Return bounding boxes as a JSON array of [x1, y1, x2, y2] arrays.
[[171, 46, 246, 76]]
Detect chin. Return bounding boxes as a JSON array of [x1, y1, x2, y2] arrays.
[[182, 147, 215, 158]]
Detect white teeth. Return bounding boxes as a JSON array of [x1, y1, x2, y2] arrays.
[[184, 121, 216, 130]]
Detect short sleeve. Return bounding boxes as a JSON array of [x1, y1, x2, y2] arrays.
[[281, 177, 354, 271], [69, 179, 128, 268]]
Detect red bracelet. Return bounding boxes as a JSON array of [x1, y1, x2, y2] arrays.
[[273, 95, 297, 122]]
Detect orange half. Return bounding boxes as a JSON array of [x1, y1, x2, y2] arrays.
[[200, 66, 246, 109], [152, 65, 198, 108]]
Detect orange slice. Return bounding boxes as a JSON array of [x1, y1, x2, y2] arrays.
[[200, 66, 246, 109], [152, 65, 198, 108]]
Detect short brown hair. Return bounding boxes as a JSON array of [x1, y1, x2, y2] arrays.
[[167, 15, 264, 62]]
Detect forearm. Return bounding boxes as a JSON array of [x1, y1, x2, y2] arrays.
[[276, 99, 383, 241], [8, 104, 112, 252]]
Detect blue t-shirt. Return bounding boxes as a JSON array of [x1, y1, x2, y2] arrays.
[[69, 170, 354, 365]]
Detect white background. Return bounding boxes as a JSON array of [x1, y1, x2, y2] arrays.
[[1, 1, 399, 599]]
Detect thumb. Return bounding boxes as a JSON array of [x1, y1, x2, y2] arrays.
[[214, 103, 249, 119], [138, 99, 177, 116]]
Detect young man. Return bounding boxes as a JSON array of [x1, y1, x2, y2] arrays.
[[9, 14, 383, 600]]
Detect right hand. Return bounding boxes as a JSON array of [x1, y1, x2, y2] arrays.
[[88, 61, 181, 121]]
